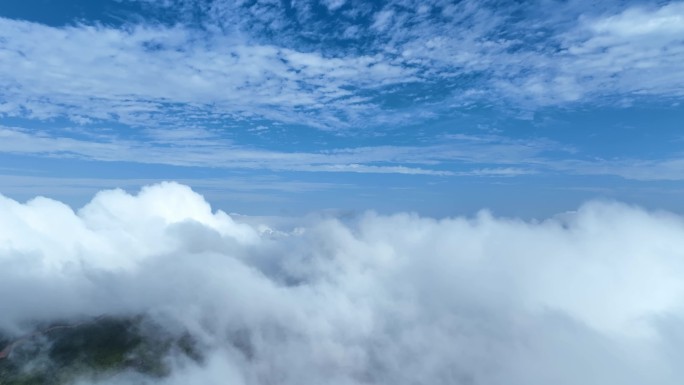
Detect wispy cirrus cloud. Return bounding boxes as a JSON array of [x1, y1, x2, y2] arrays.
[[557, 157, 684, 182], [11, 123, 684, 181], [1, 0, 683, 199], [511, 1, 684, 105], [2, 1, 683, 131], [0, 125, 508, 175], [0, 17, 414, 129]]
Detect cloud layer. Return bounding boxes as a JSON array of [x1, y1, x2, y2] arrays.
[[2, 1, 684, 186], [2, 1, 683, 129], [2, 182, 684, 384]]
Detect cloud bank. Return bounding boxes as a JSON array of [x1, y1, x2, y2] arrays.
[[2, 182, 684, 384]]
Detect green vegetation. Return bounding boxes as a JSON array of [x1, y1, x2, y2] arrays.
[[0, 316, 201, 385]]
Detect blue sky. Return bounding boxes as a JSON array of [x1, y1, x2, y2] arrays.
[[1, 0, 683, 217]]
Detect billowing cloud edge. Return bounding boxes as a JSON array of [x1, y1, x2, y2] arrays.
[[2, 181, 684, 384]]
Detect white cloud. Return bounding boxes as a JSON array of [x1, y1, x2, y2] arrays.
[[0, 125, 550, 175], [0, 17, 414, 129], [455, 167, 535, 177], [2, 1, 683, 132], [7, 122, 684, 182], [555, 1, 684, 99], [371, 9, 394, 32], [321, 0, 347, 12], [3, 182, 684, 383], [558, 157, 684, 181], [586, 2, 684, 39]]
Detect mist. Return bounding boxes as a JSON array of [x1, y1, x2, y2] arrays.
[[2, 182, 684, 384]]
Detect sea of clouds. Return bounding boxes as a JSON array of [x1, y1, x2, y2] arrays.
[[2, 182, 684, 384]]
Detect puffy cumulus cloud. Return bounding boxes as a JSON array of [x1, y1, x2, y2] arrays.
[[2, 182, 684, 383]]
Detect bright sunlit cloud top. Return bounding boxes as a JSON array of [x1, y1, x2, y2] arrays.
[[3, 182, 684, 384]]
